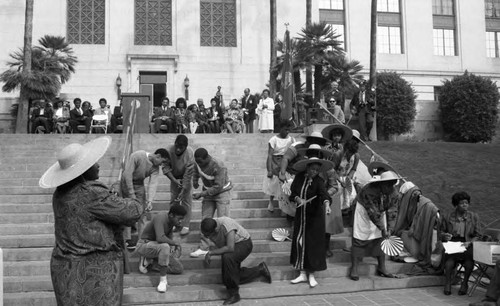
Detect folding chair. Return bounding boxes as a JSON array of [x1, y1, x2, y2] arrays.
[[90, 114, 108, 134]]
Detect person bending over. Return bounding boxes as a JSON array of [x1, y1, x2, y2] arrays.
[[201, 217, 272, 305]]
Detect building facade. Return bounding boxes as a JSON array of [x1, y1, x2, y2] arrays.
[[0, 0, 499, 139]]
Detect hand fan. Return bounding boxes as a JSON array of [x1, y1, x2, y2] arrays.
[[380, 236, 404, 256], [272, 228, 291, 242]]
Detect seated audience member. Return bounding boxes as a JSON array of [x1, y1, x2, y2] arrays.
[[93, 98, 111, 133], [200, 217, 272, 305], [174, 97, 188, 134], [186, 104, 199, 134], [196, 99, 211, 133], [469, 260, 500, 306], [110, 100, 123, 133], [69, 98, 91, 133], [136, 205, 186, 293], [441, 191, 482, 296], [224, 99, 245, 133], [53, 99, 70, 134], [207, 98, 222, 133], [152, 97, 175, 133], [31, 101, 54, 134]]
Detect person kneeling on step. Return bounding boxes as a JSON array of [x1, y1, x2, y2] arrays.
[[201, 217, 272, 305], [135, 205, 186, 293]]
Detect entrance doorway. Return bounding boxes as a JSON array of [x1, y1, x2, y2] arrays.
[[139, 71, 167, 109]]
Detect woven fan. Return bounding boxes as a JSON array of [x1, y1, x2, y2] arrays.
[[272, 228, 291, 242], [380, 236, 404, 256]]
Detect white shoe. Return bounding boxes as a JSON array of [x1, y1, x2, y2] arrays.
[[291, 273, 308, 284], [190, 248, 209, 258], [157, 279, 168, 293], [138, 256, 151, 274], [308, 274, 318, 288]]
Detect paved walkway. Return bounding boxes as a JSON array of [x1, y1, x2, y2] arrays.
[[175, 286, 486, 306]]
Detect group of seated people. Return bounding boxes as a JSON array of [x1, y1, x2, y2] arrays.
[[30, 97, 123, 134], [151, 97, 249, 134]]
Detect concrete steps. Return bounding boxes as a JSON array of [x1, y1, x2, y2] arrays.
[[0, 134, 442, 305], [4, 272, 444, 306]]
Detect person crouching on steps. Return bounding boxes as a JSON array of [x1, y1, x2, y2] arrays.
[[135, 205, 187, 293], [201, 217, 272, 305]]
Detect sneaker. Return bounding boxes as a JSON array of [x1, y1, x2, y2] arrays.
[[139, 256, 151, 274], [180, 227, 190, 236], [190, 248, 209, 258], [157, 279, 168, 293]]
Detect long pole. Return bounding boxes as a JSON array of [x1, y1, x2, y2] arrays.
[[269, 0, 277, 97], [305, 0, 312, 94], [369, 0, 378, 141]]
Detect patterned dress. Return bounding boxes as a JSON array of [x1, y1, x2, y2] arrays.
[[50, 180, 142, 306], [289, 172, 330, 272]]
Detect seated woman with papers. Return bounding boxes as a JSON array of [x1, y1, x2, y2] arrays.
[[441, 191, 482, 296]]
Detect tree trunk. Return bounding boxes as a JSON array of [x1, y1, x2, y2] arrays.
[[305, 0, 313, 94], [269, 0, 277, 97], [16, 0, 34, 134], [294, 71, 301, 93], [313, 64, 322, 103], [369, 0, 378, 141]]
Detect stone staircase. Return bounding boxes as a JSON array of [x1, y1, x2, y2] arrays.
[[0, 134, 443, 305]]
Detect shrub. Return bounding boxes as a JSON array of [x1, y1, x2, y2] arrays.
[[375, 71, 417, 139], [439, 71, 499, 143]]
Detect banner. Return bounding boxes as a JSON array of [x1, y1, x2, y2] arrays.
[[280, 29, 294, 122]]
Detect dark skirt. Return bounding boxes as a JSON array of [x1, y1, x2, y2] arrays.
[[351, 237, 384, 258], [51, 249, 124, 306]]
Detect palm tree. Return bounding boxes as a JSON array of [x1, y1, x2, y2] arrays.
[[296, 22, 344, 102], [1, 35, 77, 132], [323, 54, 364, 105], [14, 0, 33, 134]]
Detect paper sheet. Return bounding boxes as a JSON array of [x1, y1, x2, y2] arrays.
[[443, 241, 467, 254]]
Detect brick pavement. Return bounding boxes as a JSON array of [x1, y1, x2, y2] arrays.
[[173, 286, 486, 306]]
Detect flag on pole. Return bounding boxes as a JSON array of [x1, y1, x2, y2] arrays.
[[280, 28, 294, 122]]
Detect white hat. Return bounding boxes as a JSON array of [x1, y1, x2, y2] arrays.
[[367, 171, 403, 186], [302, 131, 331, 146], [39, 136, 111, 188], [293, 157, 334, 172], [296, 143, 333, 159]]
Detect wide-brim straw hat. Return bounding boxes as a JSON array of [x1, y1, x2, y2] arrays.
[[368, 161, 397, 177], [302, 131, 331, 146], [293, 157, 335, 173], [367, 171, 403, 186], [321, 124, 353, 143], [39, 136, 111, 188], [296, 144, 333, 159]]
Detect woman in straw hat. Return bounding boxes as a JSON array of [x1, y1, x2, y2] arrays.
[[349, 171, 402, 281], [321, 123, 353, 169], [289, 154, 334, 288], [39, 136, 143, 305]]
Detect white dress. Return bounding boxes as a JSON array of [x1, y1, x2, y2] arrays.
[[257, 97, 275, 131]]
